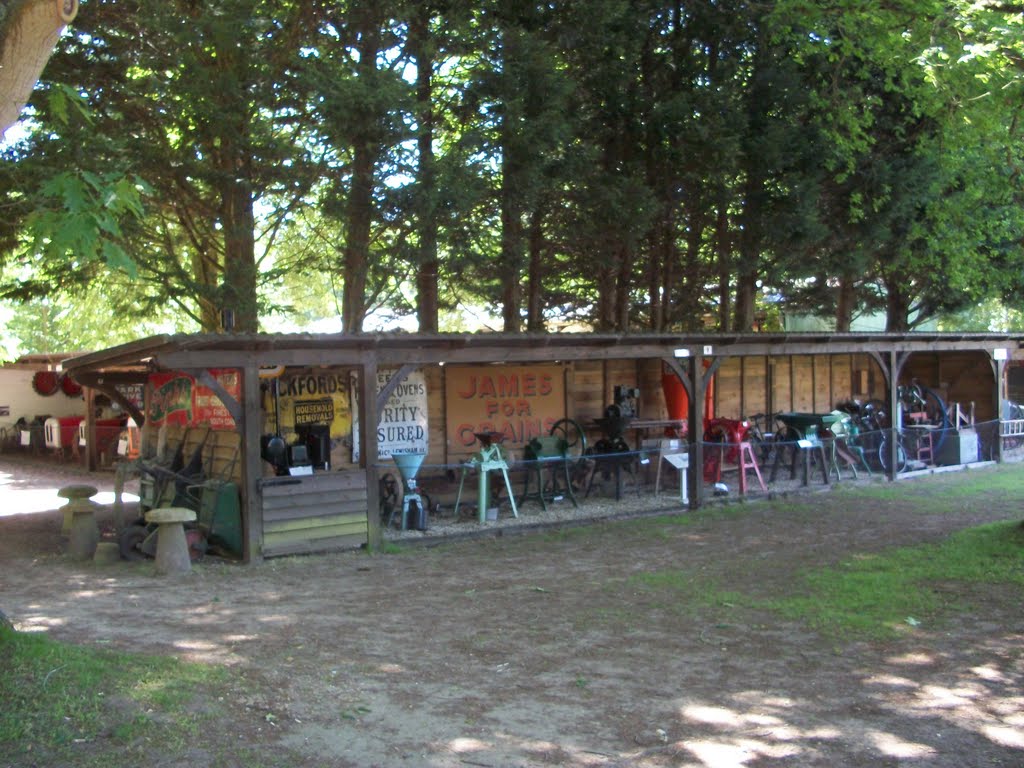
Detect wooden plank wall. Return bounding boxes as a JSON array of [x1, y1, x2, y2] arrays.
[[424, 365, 446, 465], [769, 357, 792, 414], [716, 360, 742, 418], [743, 357, 768, 417], [790, 357, 815, 412], [638, 360, 669, 421], [831, 356, 853, 407], [904, 351, 995, 422], [566, 360, 602, 424], [261, 471, 368, 557]]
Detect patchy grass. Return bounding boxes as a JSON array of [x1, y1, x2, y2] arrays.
[[0, 625, 237, 766], [768, 520, 1024, 640], [627, 569, 748, 611], [834, 464, 1024, 509]]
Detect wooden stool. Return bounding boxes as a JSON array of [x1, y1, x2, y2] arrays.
[[58, 484, 100, 560], [145, 507, 197, 574]]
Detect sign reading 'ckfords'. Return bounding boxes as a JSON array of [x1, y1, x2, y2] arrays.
[[281, 373, 348, 397], [271, 371, 352, 439]]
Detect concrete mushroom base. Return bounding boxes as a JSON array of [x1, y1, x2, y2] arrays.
[[144, 507, 197, 575], [58, 483, 99, 536], [59, 484, 100, 559]]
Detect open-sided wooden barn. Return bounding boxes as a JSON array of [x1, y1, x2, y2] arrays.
[[63, 331, 1024, 563]]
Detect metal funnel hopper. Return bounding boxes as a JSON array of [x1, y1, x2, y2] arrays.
[[391, 449, 427, 488]]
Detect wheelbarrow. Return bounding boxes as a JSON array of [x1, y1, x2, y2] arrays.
[[770, 412, 841, 484]]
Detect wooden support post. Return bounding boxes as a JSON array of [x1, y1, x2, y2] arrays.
[[84, 387, 98, 471], [886, 351, 900, 481], [361, 354, 382, 551], [689, 351, 705, 510], [994, 355, 1006, 464], [241, 362, 264, 563]]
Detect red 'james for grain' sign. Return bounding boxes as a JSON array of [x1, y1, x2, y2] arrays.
[[445, 364, 565, 456]]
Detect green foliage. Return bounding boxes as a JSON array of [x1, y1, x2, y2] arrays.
[[21, 170, 146, 277], [2, 0, 1024, 341]]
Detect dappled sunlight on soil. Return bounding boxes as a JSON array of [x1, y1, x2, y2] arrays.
[[0, 466, 137, 517], [1, 456, 1023, 766]]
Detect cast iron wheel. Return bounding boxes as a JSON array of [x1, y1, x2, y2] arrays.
[[118, 524, 150, 561], [549, 418, 589, 489], [549, 418, 587, 461]]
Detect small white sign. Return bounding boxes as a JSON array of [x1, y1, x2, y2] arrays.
[[663, 452, 690, 469]]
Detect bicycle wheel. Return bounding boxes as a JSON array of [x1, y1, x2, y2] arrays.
[[878, 435, 907, 473], [745, 420, 774, 466], [771, 426, 801, 470]]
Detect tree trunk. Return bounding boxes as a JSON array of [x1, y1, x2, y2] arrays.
[[715, 202, 731, 330], [835, 275, 855, 332], [525, 208, 545, 332], [499, 129, 523, 332], [213, 24, 257, 334], [734, 269, 757, 332], [735, 165, 763, 332], [411, 8, 439, 333], [885, 275, 912, 332], [680, 200, 707, 331], [341, 15, 381, 335], [343, 143, 374, 334], [0, 0, 78, 135], [220, 164, 257, 332], [595, 265, 616, 331], [615, 243, 632, 332]]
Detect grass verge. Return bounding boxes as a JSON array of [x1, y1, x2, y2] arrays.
[[768, 520, 1024, 640], [0, 625, 235, 766]]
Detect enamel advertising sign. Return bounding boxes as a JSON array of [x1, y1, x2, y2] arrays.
[[444, 364, 565, 457]]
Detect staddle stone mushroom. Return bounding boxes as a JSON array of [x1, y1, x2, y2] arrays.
[[58, 483, 99, 535], [144, 507, 197, 575], [58, 484, 100, 559]]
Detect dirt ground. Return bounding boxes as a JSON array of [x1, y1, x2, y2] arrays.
[[1, 453, 1022, 768]]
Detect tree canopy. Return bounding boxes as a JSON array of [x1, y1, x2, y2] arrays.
[[2, 0, 1023, 356]]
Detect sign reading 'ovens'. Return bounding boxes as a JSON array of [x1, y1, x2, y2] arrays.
[[351, 369, 429, 462], [445, 364, 565, 453]]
